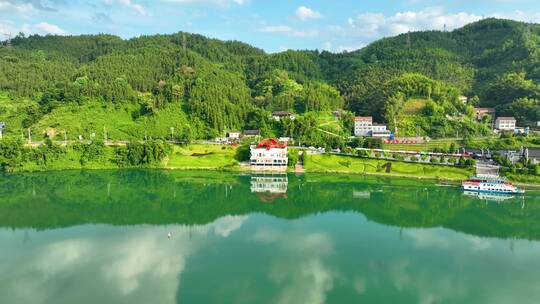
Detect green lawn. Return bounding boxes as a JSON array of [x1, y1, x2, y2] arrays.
[[304, 154, 473, 180], [166, 144, 239, 170]]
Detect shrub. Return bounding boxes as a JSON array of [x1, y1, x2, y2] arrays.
[[234, 143, 251, 162], [288, 149, 298, 167]]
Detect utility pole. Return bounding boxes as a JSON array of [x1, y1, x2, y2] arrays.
[[170, 127, 175, 142], [144, 131, 148, 142], [103, 126, 108, 143], [64, 131, 67, 144], [27, 128, 31, 144]]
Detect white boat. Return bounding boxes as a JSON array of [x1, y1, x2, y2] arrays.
[[462, 175, 524, 194]]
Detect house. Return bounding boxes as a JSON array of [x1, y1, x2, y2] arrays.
[[242, 130, 261, 137], [272, 111, 295, 121], [474, 108, 496, 121], [333, 110, 343, 118], [459, 96, 468, 104], [495, 117, 517, 131], [227, 131, 241, 140], [250, 138, 288, 170], [354, 116, 373, 137]]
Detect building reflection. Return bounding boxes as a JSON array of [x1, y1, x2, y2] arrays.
[[250, 174, 288, 203]]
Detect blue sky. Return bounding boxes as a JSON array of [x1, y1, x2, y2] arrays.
[[1, 0, 540, 52]]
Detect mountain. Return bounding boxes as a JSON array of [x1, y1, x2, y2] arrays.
[[1, 18, 540, 144]]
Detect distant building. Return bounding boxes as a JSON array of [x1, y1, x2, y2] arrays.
[[250, 138, 289, 170], [333, 109, 344, 118], [272, 111, 295, 121], [459, 96, 468, 104], [354, 116, 373, 137], [514, 127, 529, 135], [242, 130, 261, 137], [495, 117, 517, 131], [474, 108, 496, 121], [227, 131, 241, 140], [354, 117, 389, 137]]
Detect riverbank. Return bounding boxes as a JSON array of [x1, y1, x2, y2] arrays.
[[4, 142, 540, 184]]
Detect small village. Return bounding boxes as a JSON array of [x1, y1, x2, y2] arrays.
[[210, 99, 538, 179]]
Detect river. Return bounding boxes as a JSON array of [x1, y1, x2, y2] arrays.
[[1, 170, 539, 303]]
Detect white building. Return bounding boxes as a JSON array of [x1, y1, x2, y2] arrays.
[[250, 138, 288, 170], [272, 111, 295, 121], [354, 117, 389, 137], [495, 117, 517, 131], [228, 131, 241, 140], [354, 116, 373, 137]]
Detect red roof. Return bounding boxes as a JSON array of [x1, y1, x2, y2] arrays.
[[354, 116, 373, 121], [256, 138, 288, 150]]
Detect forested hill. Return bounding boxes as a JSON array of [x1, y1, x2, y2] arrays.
[[1, 18, 540, 143]]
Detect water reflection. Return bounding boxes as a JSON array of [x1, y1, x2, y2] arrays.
[[251, 173, 288, 203], [1, 171, 540, 303], [463, 190, 517, 202]]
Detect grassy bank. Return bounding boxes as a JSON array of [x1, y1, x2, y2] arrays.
[[165, 144, 240, 170], [304, 154, 473, 180]]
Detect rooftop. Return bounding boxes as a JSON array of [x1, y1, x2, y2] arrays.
[[243, 130, 260, 135], [255, 138, 288, 150], [496, 117, 516, 121], [474, 108, 496, 112], [354, 116, 373, 121], [272, 111, 293, 116]]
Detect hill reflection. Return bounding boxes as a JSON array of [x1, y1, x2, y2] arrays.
[[0, 170, 538, 240]]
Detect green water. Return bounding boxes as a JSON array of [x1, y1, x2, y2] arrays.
[[1, 170, 540, 304]]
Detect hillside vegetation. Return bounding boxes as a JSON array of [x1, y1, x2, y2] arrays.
[[1, 18, 540, 145]]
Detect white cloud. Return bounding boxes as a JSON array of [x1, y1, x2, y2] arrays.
[[105, 0, 146, 15], [213, 215, 249, 237], [296, 6, 321, 21], [347, 7, 482, 38], [34, 22, 68, 35], [163, 0, 248, 6], [0, 0, 34, 14], [0, 20, 68, 36], [259, 25, 318, 38]]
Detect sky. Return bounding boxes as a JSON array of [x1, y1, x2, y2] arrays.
[[1, 0, 540, 53]]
